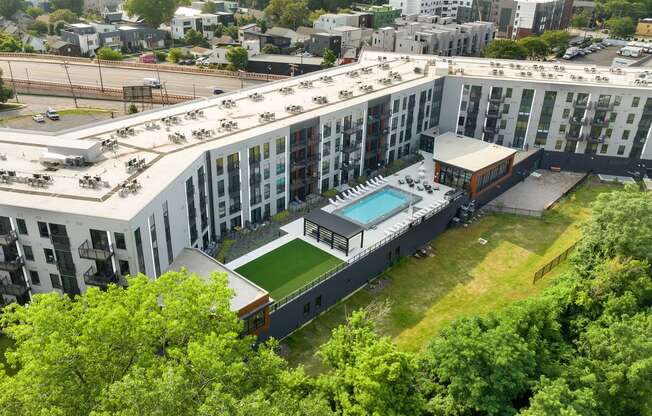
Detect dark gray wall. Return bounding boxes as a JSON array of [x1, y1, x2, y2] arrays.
[[540, 151, 651, 178], [260, 194, 467, 341]]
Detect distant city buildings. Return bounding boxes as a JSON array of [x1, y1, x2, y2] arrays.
[[388, 0, 478, 22], [488, 0, 571, 39]]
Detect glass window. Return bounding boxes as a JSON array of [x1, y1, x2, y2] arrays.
[[263, 142, 270, 159], [29, 270, 40, 285], [323, 122, 332, 138], [44, 248, 55, 264], [23, 245, 34, 261], [555, 140, 563, 150], [622, 130, 630, 140], [632, 96, 640, 107], [566, 92, 573, 103], [617, 145, 626, 155], [37, 221, 49, 238], [16, 218, 27, 235], [626, 113, 635, 124], [505, 88, 512, 98], [50, 273, 61, 289], [600, 144, 608, 154], [114, 232, 126, 250], [217, 179, 225, 197], [276, 137, 285, 154], [215, 158, 224, 175], [614, 96, 622, 106], [562, 108, 570, 118]]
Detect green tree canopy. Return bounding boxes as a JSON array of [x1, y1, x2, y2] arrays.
[[264, 0, 309, 29], [184, 28, 208, 47], [571, 10, 591, 28], [0, 270, 332, 415], [27, 20, 48, 35], [0, 0, 25, 18], [539, 30, 570, 52], [167, 47, 185, 63], [483, 39, 528, 60], [0, 32, 26, 51], [321, 47, 337, 68], [48, 8, 77, 24], [24, 5, 43, 17], [262, 43, 281, 54], [226, 45, 248, 70], [518, 36, 550, 60], [123, 0, 176, 28], [0, 68, 14, 103], [50, 0, 82, 14], [606, 16, 636, 37], [97, 46, 123, 60]]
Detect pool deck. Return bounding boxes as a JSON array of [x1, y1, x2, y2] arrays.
[[226, 152, 454, 270]]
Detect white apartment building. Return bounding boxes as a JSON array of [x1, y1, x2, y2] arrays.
[[313, 12, 372, 31], [389, 0, 477, 21], [171, 7, 220, 40], [372, 15, 495, 56], [60, 23, 100, 55], [1, 51, 652, 311]]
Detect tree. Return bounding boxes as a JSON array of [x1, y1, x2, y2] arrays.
[[0, 33, 24, 52], [127, 103, 139, 114], [316, 311, 425, 415], [309, 8, 327, 22], [571, 10, 591, 28], [264, 0, 309, 29], [50, 0, 83, 14], [262, 43, 280, 54], [521, 378, 598, 416], [572, 185, 652, 274], [0, 270, 333, 415], [201, 0, 216, 13], [0, 0, 25, 18], [167, 47, 184, 63], [321, 47, 336, 68], [226, 46, 248, 70], [24, 5, 43, 17], [48, 8, 77, 24], [0, 69, 14, 103], [483, 39, 528, 60], [517, 36, 550, 60], [606, 16, 635, 38], [97, 46, 123, 60], [539, 30, 570, 52], [27, 20, 48, 35], [123, 0, 176, 28], [184, 28, 208, 47]]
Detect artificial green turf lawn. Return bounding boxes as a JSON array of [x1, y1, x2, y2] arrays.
[[235, 239, 343, 300], [283, 179, 620, 374]]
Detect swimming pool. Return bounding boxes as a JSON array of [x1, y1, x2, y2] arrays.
[[334, 186, 421, 228]]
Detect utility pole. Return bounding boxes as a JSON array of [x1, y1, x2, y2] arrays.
[[7, 61, 19, 103], [62, 61, 78, 108], [25, 68, 30, 83], [155, 64, 164, 106], [97, 58, 104, 92], [193, 83, 196, 99]]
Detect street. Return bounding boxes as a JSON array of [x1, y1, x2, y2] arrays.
[[0, 58, 265, 97]]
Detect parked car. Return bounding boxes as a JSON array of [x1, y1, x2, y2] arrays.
[[32, 113, 45, 123], [45, 107, 59, 120], [213, 88, 225, 95]]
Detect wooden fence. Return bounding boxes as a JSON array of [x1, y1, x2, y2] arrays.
[[532, 241, 579, 284]]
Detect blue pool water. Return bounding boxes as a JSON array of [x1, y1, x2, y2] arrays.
[[337, 187, 414, 226]]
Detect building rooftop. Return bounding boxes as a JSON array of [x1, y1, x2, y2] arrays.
[[2, 50, 652, 220], [433, 132, 516, 172], [166, 248, 268, 311]]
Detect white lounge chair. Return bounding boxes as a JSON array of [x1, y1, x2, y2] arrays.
[[329, 198, 338, 205], [365, 180, 376, 188], [336, 195, 345, 202], [378, 175, 387, 183], [351, 189, 361, 196]]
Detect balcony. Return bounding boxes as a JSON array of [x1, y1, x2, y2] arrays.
[[569, 116, 588, 126], [342, 142, 361, 153], [591, 118, 609, 127], [587, 136, 607, 144], [56, 258, 76, 277], [0, 277, 28, 297], [78, 240, 114, 261], [228, 184, 241, 195], [0, 230, 17, 246], [594, 101, 614, 111], [290, 140, 307, 152], [84, 265, 119, 288], [50, 234, 70, 251], [227, 161, 240, 172], [483, 125, 497, 134], [0, 256, 24, 272], [229, 203, 241, 214], [486, 109, 501, 118], [367, 111, 390, 123], [573, 100, 590, 109], [488, 94, 504, 103], [343, 124, 363, 135]]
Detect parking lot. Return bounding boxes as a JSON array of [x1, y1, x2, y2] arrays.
[[565, 45, 621, 66]]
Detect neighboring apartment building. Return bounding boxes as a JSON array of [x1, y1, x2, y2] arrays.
[[171, 7, 229, 40], [636, 18, 652, 38], [389, 0, 478, 22], [489, 0, 569, 38], [313, 11, 374, 31], [60, 23, 99, 55], [372, 15, 495, 56], [1, 51, 652, 328]]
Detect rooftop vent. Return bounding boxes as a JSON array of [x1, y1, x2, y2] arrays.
[[378, 62, 390, 70], [361, 67, 373, 74], [285, 105, 303, 114], [312, 95, 328, 104], [185, 109, 204, 119], [220, 99, 236, 108], [162, 116, 180, 125], [279, 86, 294, 94], [144, 121, 159, 130], [414, 66, 422, 74], [0, 170, 16, 184], [119, 179, 141, 197], [248, 92, 264, 101], [378, 77, 392, 85], [259, 112, 276, 122]]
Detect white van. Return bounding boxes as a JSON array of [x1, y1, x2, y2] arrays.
[[619, 46, 643, 58], [143, 78, 161, 89]]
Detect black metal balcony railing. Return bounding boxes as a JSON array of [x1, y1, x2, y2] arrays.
[[587, 136, 607, 143], [592, 118, 609, 127], [0, 230, 17, 246], [486, 109, 501, 118], [0, 277, 28, 297], [342, 142, 361, 153], [573, 100, 589, 109], [488, 94, 504, 103], [83, 265, 118, 288], [78, 240, 114, 261], [483, 125, 497, 134], [50, 234, 70, 250], [56, 257, 76, 277], [0, 256, 24, 272], [595, 101, 614, 110]]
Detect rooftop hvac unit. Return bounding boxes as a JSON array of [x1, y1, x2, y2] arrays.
[[299, 80, 313, 88], [285, 105, 303, 114], [191, 128, 212, 140], [347, 70, 360, 78], [248, 92, 263, 101], [116, 127, 134, 137], [259, 112, 276, 122], [338, 90, 353, 99], [279, 86, 294, 94], [378, 77, 392, 85], [312, 95, 328, 104], [414, 67, 422, 74], [168, 132, 187, 144], [78, 175, 106, 189], [318, 75, 334, 83], [378, 62, 390, 70], [361, 67, 373, 74], [124, 157, 146, 172], [220, 99, 236, 108], [359, 84, 373, 92], [119, 179, 141, 197], [100, 138, 118, 151], [219, 119, 238, 131]]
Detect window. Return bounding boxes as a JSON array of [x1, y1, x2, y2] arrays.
[[215, 158, 224, 175], [505, 88, 512, 98], [263, 142, 270, 159], [315, 295, 322, 308], [502, 103, 510, 114], [23, 245, 34, 261], [562, 108, 570, 118], [559, 124, 567, 133], [614, 96, 622, 106], [44, 248, 55, 264], [119, 260, 130, 277], [29, 270, 40, 285], [632, 96, 640, 107], [323, 122, 332, 138], [114, 232, 126, 250], [609, 112, 617, 122], [134, 228, 146, 274], [16, 218, 27, 235], [393, 99, 399, 112], [617, 145, 626, 155], [555, 140, 563, 150], [37, 221, 49, 238], [622, 130, 630, 141], [605, 128, 613, 138], [303, 302, 310, 315], [275, 137, 285, 154], [50, 273, 61, 289], [626, 113, 635, 124], [566, 92, 573, 103], [600, 144, 608, 154], [277, 197, 285, 212]]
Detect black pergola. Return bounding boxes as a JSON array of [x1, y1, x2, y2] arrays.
[[303, 210, 364, 256]]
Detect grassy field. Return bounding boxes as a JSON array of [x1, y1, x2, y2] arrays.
[[235, 239, 343, 300], [284, 180, 616, 373]]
